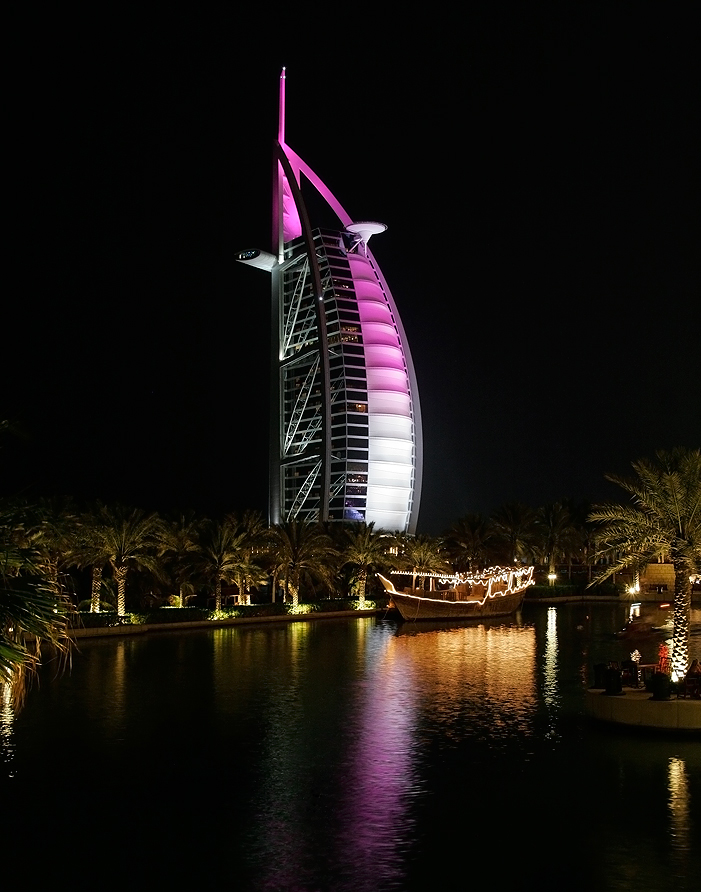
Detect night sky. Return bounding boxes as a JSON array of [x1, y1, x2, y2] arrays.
[[5, 10, 700, 533]]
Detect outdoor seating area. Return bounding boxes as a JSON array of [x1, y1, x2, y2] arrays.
[[587, 655, 701, 731], [592, 659, 700, 699], [585, 686, 701, 731]]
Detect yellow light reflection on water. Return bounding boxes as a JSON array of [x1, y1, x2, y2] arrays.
[[543, 607, 560, 738], [668, 756, 691, 871], [544, 607, 559, 706], [380, 622, 538, 738]]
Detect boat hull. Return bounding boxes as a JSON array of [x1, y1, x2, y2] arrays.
[[389, 587, 526, 622]]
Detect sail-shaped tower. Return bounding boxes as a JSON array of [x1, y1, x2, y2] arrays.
[[237, 69, 422, 533]]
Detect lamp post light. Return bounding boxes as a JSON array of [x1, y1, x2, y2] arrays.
[[548, 573, 557, 587]]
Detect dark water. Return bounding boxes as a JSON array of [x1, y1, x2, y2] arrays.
[[2, 603, 700, 891]]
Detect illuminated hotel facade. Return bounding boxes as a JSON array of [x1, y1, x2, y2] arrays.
[[237, 70, 422, 533]]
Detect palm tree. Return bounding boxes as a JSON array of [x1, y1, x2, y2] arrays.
[[491, 501, 537, 565], [341, 522, 391, 608], [68, 503, 113, 613], [394, 533, 451, 590], [1, 429, 74, 707], [589, 448, 701, 678], [533, 502, 579, 584], [24, 497, 79, 600], [266, 521, 338, 607], [445, 514, 493, 573], [158, 511, 205, 607], [1, 499, 73, 709], [561, 499, 596, 582], [227, 510, 269, 605], [196, 517, 248, 612], [79, 504, 163, 616]]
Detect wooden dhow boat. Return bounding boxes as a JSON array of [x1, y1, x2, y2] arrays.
[[378, 566, 535, 622]]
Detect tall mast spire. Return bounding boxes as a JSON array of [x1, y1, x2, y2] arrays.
[[274, 66, 287, 260], [278, 66, 286, 145]]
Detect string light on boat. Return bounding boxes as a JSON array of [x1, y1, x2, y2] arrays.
[[392, 565, 533, 584], [390, 565, 535, 596]]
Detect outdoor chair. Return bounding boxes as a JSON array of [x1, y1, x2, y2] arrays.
[[678, 675, 701, 699], [620, 659, 639, 687]]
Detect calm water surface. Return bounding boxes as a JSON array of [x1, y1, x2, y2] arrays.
[[2, 603, 700, 891]]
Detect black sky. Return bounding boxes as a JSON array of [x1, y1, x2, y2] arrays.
[[5, 9, 700, 533]]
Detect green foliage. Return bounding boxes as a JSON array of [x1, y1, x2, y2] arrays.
[[392, 533, 451, 582], [444, 514, 493, 572], [76, 600, 115, 613], [195, 516, 265, 612], [341, 522, 393, 606], [590, 447, 701, 676], [1, 494, 74, 708], [68, 599, 386, 629], [267, 521, 339, 607], [490, 502, 537, 564]]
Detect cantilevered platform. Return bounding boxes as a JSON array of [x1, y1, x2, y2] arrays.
[[585, 688, 701, 732]]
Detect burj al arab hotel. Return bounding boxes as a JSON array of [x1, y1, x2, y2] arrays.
[[237, 69, 422, 533]]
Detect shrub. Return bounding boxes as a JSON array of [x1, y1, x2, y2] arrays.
[[69, 599, 387, 630]]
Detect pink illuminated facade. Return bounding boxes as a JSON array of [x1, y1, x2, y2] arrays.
[[237, 69, 422, 532]]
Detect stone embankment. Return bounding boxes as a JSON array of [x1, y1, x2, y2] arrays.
[[69, 609, 385, 638], [585, 688, 701, 732]]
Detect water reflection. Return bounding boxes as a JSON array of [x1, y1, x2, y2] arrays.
[[3, 608, 699, 891], [335, 628, 419, 890], [543, 606, 561, 737], [240, 619, 539, 891], [342, 620, 538, 889], [668, 756, 691, 876], [246, 622, 319, 890], [390, 620, 538, 741]]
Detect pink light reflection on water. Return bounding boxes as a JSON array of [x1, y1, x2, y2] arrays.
[[329, 622, 538, 888], [334, 638, 423, 888]]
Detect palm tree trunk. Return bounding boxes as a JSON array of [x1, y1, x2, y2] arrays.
[[114, 566, 128, 616], [91, 566, 102, 612], [672, 559, 691, 678], [215, 576, 222, 612], [236, 572, 250, 606], [357, 570, 367, 609]]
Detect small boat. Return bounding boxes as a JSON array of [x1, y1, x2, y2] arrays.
[[614, 602, 674, 639], [614, 619, 660, 639], [378, 566, 535, 622]]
